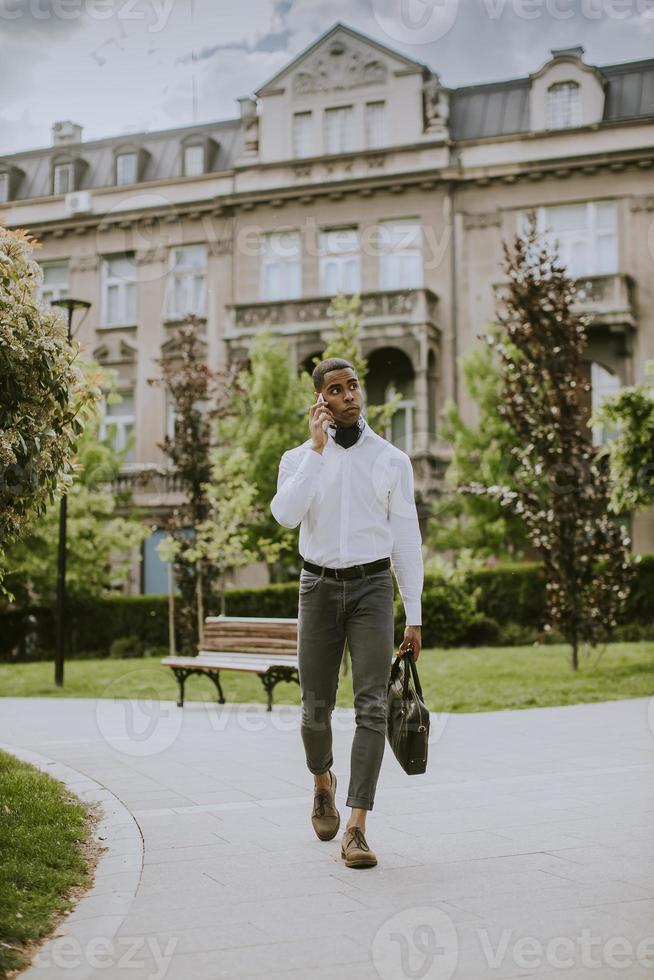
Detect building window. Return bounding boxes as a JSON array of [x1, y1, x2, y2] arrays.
[[0, 172, 9, 202], [53, 162, 75, 194], [183, 144, 205, 177], [116, 152, 138, 186], [591, 362, 621, 446], [547, 81, 582, 130], [525, 201, 617, 277], [365, 102, 386, 149], [260, 231, 301, 301], [102, 255, 137, 326], [100, 389, 136, 464], [38, 261, 69, 307], [319, 228, 360, 295], [292, 112, 313, 158], [378, 219, 423, 290], [166, 244, 207, 318], [385, 379, 415, 454], [324, 106, 354, 154]]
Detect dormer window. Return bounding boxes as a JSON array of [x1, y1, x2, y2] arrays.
[[183, 144, 205, 177], [53, 161, 75, 194], [116, 152, 138, 186], [324, 106, 354, 154], [547, 81, 582, 129], [0, 172, 8, 203]]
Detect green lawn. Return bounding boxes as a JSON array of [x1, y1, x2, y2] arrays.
[[0, 751, 95, 978], [1, 642, 652, 713]]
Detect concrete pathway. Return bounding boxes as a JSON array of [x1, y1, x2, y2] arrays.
[[1, 685, 653, 980]]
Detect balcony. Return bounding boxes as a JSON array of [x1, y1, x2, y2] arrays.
[[107, 466, 186, 513], [226, 288, 439, 338], [493, 273, 636, 347], [571, 274, 636, 333]]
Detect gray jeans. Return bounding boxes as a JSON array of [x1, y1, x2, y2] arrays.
[[297, 564, 395, 811]]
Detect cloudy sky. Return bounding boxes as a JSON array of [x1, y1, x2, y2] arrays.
[[1, 0, 652, 155]]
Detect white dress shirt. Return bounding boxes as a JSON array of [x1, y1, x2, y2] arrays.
[[270, 418, 423, 625]]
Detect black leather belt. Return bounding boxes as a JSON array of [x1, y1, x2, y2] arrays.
[[302, 557, 391, 580]]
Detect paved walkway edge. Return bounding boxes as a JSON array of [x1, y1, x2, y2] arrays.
[[0, 740, 143, 980]]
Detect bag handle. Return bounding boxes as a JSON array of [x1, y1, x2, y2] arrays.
[[390, 643, 425, 701]]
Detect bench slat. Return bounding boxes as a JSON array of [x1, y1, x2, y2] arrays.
[[203, 637, 296, 651], [205, 616, 298, 625]]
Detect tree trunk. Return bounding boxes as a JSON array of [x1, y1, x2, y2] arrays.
[[571, 637, 579, 672], [220, 572, 226, 617], [196, 561, 204, 649], [167, 561, 176, 658]]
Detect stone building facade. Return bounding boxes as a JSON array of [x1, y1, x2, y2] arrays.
[[2, 23, 653, 590]]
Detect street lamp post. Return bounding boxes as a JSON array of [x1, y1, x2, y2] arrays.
[[51, 297, 91, 688]]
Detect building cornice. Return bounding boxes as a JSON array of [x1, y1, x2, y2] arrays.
[[7, 142, 653, 239]]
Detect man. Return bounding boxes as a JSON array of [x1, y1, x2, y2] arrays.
[[270, 357, 423, 869]]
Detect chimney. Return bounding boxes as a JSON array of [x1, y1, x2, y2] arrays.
[[550, 46, 585, 61], [51, 120, 83, 146]]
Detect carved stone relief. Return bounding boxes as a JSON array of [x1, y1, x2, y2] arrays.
[[292, 38, 388, 95]]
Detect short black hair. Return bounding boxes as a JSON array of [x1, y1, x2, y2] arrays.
[[312, 357, 357, 392]]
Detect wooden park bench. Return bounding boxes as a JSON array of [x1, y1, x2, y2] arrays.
[[160, 615, 299, 711]]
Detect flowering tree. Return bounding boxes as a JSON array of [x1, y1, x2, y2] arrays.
[[475, 216, 632, 670], [0, 224, 99, 592], [148, 316, 245, 652]]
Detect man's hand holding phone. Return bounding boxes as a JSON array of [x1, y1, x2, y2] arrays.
[[309, 393, 335, 454]]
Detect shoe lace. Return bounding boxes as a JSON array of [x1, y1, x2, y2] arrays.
[[347, 827, 369, 851], [313, 790, 329, 818]]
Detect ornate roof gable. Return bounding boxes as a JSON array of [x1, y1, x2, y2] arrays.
[[255, 22, 426, 97]]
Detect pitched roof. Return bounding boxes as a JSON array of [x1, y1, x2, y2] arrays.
[[449, 55, 654, 139]]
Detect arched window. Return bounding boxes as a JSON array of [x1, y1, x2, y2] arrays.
[[547, 81, 582, 129], [384, 379, 415, 453], [367, 347, 416, 452]]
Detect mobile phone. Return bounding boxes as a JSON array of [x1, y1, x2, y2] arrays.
[[317, 392, 329, 431]]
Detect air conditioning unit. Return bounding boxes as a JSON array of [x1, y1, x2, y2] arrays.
[[64, 190, 92, 215]]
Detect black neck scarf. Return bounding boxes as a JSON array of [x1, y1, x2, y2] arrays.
[[331, 416, 365, 449]]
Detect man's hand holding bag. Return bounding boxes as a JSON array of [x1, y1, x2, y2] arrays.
[[385, 644, 430, 775]]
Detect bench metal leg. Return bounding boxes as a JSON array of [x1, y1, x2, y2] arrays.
[[260, 667, 300, 712], [207, 671, 226, 705], [171, 668, 225, 707], [172, 667, 193, 707]]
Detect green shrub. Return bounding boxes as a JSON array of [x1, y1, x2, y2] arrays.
[[1, 555, 652, 659], [466, 562, 546, 628], [394, 581, 479, 648], [109, 635, 144, 659], [623, 554, 654, 626]]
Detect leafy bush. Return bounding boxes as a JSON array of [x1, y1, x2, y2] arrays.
[[109, 635, 144, 659], [1, 556, 652, 660]]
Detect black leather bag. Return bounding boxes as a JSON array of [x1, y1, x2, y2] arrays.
[[385, 646, 429, 775]]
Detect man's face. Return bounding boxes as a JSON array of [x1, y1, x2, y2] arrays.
[[317, 367, 363, 426]]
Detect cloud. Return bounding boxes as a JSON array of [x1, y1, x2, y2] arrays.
[[0, 0, 651, 154]]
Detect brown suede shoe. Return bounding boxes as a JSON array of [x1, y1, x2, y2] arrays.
[[311, 770, 340, 841], [341, 826, 378, 868]]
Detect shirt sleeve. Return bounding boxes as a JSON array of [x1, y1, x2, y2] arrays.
[[388, 453, 424, 626], [270, 447, 324, 529]]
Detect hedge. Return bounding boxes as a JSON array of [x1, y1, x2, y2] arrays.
[[1, 556, 652, 661]]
